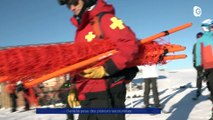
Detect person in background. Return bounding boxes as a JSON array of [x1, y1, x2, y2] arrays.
[[16, 81, 38, 112], [192, 32, 205, 100], [138, 64, 161, 108], [5, 82, 17, 112], [58, 0, 139, 120], [195, 18, 213, 120]]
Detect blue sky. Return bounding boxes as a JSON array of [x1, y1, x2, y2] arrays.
[[0, 0, 212, 70]]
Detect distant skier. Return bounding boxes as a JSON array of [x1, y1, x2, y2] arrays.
[[192, 32, 206, 100], [138, 64, 161, 108], [5, 82, 17, 112]]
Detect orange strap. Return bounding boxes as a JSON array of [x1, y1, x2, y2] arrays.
[[92, 12, 109, 39], [92, 16, 103, 39]]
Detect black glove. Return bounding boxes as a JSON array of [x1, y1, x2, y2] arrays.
[[108, 66, 139, 83]]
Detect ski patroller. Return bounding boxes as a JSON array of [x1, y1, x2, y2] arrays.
[[0, 22, 192, 87]]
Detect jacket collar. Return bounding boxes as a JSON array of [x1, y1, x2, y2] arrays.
[[70, 0, 114, 30]]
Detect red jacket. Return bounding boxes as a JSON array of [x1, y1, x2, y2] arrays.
[[70, 0, 139, 101]]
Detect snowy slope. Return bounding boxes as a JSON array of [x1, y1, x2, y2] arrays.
[[0, 68, 212, 120]]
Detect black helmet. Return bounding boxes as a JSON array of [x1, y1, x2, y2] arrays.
[[58, 0, 79, 6], [58, 0, 68, 5], [58, 0, 97, 8], [84, 0, 97, 8], [196, 32, 203, 39]]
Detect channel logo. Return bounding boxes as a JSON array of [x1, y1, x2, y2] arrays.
[[193, 6, 202, 17]]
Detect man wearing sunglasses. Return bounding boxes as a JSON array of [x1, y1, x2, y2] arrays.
[[58, 0, 139, 120]]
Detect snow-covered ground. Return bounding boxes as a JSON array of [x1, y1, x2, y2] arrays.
[[0, 68, 212, 120]]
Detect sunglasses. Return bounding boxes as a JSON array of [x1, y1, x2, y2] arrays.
[[201, 24, 210, 27], [67, 0, 79, 8]]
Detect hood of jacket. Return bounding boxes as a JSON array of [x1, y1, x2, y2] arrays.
[[70, 0, 115, 30]]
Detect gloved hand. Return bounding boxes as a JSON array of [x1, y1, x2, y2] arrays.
[[67, 88, 80, 108], [81, 66, 108, 79]]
